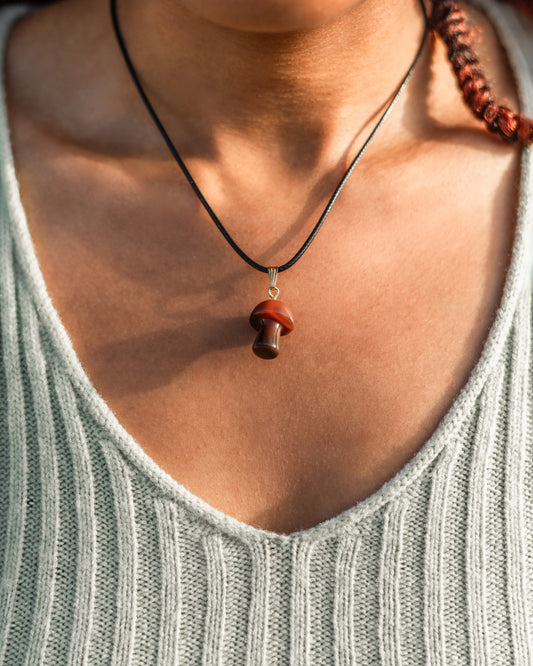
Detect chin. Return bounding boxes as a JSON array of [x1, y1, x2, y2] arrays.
[[175, 0, 367, 33]]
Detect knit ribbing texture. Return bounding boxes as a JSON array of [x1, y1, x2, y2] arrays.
[[1, 1, 533, 663]]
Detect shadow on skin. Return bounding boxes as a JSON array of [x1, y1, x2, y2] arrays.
[[83, 315, 252, 398]]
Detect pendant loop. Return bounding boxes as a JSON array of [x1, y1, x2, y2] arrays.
[[268, 267, 279, 299]]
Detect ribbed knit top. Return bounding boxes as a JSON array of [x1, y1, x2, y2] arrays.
[[1, 1, 533, 664]]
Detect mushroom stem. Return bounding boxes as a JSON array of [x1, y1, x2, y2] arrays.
[[253, 319, 282, 359]]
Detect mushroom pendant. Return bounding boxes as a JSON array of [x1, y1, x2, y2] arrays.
[[249, 267, 294, 359], [250, 267, 294, 359]]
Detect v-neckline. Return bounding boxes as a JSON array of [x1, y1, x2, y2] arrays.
[[1, 0, 532, 544]]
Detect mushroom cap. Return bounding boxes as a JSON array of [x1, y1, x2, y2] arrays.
[[249, 299, 295, 334]]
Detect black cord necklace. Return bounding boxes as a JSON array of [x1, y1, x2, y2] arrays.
[[110, 0, 429, 358]]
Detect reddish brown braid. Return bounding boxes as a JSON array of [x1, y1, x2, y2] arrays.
[[430, 0, 533, 144]]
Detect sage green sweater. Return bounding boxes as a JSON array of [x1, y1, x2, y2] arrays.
[[1, 1, 533, 664]]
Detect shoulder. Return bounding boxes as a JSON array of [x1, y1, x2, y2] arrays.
[[465, 0, 533, 73], [472, 0, 533, 59]]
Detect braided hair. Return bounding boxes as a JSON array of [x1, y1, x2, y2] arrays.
[[431, 0, 533, 143]]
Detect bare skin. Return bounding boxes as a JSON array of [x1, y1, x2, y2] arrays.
[[4, 0, 525, 534]]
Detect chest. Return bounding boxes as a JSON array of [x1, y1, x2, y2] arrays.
[[12, 119, 521, 533]]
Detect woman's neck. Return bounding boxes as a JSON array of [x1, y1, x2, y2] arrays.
[[113, 0, 429, 167]]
